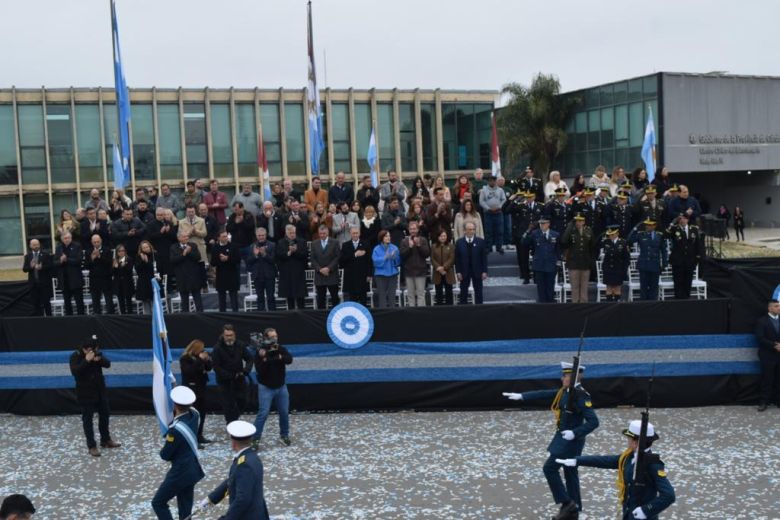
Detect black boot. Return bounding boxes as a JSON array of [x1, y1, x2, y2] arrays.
[[552, 501, 579, 520]]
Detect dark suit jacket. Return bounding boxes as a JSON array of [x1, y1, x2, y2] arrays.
[[23, 251, 53, 295], [454, 236, 488, 277], [310, 238, 341, 286], [55, 242, 84, 290], [340, 240, 372, 295], [274, 237, 309, 298], [256, 213, 285, 243], [247, 241, 277, 282], [80, 219, 110, 246], [211, 241, 241, 292], [755, 314, 780, 361], [170, 242, 202, 292], [84, 246, 114, 290]]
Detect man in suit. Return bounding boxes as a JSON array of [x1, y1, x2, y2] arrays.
[[339, 226, 372, 305], [55, 232, 85, 315], [211, 230, 241, 313], [111, 208, 146, 258], [328, 170, 354, 206], [257, 201, 285, 243], [85, 234, 115, 314], [666, 213, 704, 300], [147, 208, 178, 282], [152, 386, 204, 520], [304, 175, 329, 213], [283, 199, 310, 240], [79, 207, 109, 247], [755, 299, 780, 411], [275, 224, 309, 309], [400, 220, 431, 307], [170, 231, 203, 312], [22, 238, 53, 316], [454, 222, 488, 304], [311, 224, 341, 309], [247, 227, 277, 311], [200, 421, 270, 519], [179, 205, 208, 291], [523, 217, 561, 303]]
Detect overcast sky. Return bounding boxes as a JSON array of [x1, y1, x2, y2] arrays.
[[2, 0, 779, 95]]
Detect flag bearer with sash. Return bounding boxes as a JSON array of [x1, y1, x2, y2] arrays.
[[152, 386, 205, 520]]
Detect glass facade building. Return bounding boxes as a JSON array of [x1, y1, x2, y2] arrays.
[[0, 87, 496, 254], [555, 73, 660, 177]]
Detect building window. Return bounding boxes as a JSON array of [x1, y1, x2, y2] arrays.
[[235, 103, 257, 179], [354, 102, 371, 174], [588, 110, 600, 150], [420, 103, 437, 171], [643, 76, 658, 96], [600, 85, 614, 106], [330, 102, 350, 173], [585, 88, 599, 108], [475, 105, 492, 169], [260, 104, 282, 179], [628, 102, 643, 148], [210, 103, 233, 179], [75, 104, 103, 184], [102, 103, 117, 173], [318, 103, 328, 177], [628, 79, 643, 102], [0, 105, 18, 185], [0, 196, 22, 254], [157, 104, 182, 181], [184, 104, 208, 181], [377, 102, 395, 171], [398, 102, 416, 172], [131, 104, 156, 182], [615, 105, 628, 149], [613, 82, 628, 104], [284, 103, 305, 176], [575, 112, 587, 151], [46, 105, 75, 184], [600, 107, 614, 150], [23, 193, 51, 249], [18, 105, 47, 185]]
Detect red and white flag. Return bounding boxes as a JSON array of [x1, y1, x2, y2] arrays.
[[257, 125, 271, 202], [491, 112, 502, 178]]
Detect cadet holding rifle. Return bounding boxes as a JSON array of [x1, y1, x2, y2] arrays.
[[503, 323, 598, 520]]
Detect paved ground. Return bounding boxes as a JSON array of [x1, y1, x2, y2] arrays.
[[1, 406, 779, 519]]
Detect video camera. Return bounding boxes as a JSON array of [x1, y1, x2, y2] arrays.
[[250, 331, 278, 350]]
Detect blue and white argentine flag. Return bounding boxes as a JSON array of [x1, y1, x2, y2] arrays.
[[367, 128, 378, 188], [151, 278, 173, 435], [306, 1, 324, 175]]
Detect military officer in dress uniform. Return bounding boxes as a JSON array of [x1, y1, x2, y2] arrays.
[[557, 420, 676, 519], [666, 213, 704, 300], [634, 185, 666, 229], [505, 191, 543, 284], [573, 188, 605, 281], [599, 225, 630, 301], [199, 420, 270, 520], [152, 386, 204, 520], [522, 217, 561, 303], [608, 192, 634, 238], [561, 214, 594, 303], [504, 362, 599, 519], [545, 187, 569, 235], [518, 166, 545, 202], [628, 219, 667, 301]]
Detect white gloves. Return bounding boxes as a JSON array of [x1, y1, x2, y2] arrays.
[[197, 498, 211, 511], [502, 392, 523, 400], [561, 430, 575, 441], [555, 458, 577, 467], [632, 507, 647, 519]]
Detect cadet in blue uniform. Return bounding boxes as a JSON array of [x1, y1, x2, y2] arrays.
[[628, 219, 667, 300], [599, 225, 630, 302], [199, 420, 270, 520], [152, 386, 205, 520], [504, 362, 599, 519], [557, 420, 675, 519], [522, 217, 561, 303]]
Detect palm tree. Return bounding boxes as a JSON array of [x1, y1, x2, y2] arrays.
[[498, 73, 580, 176]]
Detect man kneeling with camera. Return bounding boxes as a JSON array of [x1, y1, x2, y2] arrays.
[[251, 328, 293, 449]]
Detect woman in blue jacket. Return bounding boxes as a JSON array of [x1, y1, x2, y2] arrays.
[[371, 230, 401, 308]]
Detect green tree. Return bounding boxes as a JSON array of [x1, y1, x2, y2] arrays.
[[498, 73, 580, 177]]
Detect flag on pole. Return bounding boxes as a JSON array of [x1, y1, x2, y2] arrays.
[[641, 106, 657, 182], [151, 278, 173, 436], [112, 140, 125, 189], [258, 125, 272, 202], [306, 1, 324, 175], [110, 0, 131, 190], [491, 112, 502, 178], [367, 127, 378, 188]]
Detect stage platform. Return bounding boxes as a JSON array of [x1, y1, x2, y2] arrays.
[[0, 299, 762, 414]]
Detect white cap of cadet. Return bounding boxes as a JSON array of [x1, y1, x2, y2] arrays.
[[560, 362, 586, 373], [170, 386, 196, 406], [622, 419, 659, 441], [227, 420, 257, 440]]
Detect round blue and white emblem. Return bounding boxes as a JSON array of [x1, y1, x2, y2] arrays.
[[326, 302, 374, 350]]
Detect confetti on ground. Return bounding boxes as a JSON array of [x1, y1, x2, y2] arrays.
[[1, 406, 778, 519]]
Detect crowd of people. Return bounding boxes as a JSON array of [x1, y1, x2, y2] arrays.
[[22, 164, 731, 316]]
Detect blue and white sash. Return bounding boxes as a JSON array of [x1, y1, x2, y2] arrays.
[[170, 409, 200, 458]]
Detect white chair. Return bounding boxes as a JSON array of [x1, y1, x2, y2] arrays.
[[658, 265, 675, 300], [304, 269, 316, 309], [451, 266, 475, 304], [595, 259, 608, 302], [626, 259, 641, 302], [50, 278, 65, 316], [133, 274, 169, 314], [559, 262, 572, 303], [691, 264, 708, 299], [243, 273, 258, 311], [81, 271, 93, 314]]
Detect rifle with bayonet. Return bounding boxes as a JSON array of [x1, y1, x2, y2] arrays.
[[631, 363, 656, 499], [565, 317, 588, 413]]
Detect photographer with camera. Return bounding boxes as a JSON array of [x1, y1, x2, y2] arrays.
[[211, 324, 253, 425], [251, 328, 293, 448], [68, 335, 121, 457]]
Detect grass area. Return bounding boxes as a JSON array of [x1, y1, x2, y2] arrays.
[[719, 240, 780, 258]]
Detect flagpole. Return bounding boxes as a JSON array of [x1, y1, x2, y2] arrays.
[[258, 123, 265, 200]]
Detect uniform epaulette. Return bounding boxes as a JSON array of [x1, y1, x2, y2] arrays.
[[237, 455, 246, 465]]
